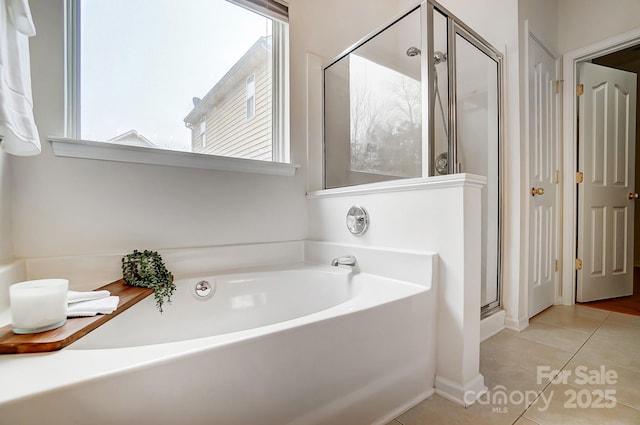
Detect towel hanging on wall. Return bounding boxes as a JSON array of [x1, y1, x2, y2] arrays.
[[0, 0, 41, 156]]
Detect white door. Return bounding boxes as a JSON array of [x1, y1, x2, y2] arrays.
[[577, 62, 637, 302], [528, 34, 560, 318]]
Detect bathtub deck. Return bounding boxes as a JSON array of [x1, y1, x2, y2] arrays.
[[0, 280, 153, 354]]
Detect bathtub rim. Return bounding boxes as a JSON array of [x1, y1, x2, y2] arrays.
[[0, 260, 434, 406]]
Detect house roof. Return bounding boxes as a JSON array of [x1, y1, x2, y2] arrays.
[[107, 130, 156, 148], [183, 36, 272, 125]]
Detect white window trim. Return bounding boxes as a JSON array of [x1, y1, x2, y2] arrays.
[[63, 0, 291, 169], [50, 138, 299, 176]]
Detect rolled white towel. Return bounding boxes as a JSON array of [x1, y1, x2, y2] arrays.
[[67, 296, 120, 318], [67, 290, 111, 304]]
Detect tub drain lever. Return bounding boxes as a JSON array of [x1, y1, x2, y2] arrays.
[[194, 280, 214, 298]]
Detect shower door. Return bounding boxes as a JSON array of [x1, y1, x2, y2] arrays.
[[451, 25, 501, 315]]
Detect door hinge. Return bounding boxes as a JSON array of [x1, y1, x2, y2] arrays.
[[554, 170, 560, 184], [555, 80, 564, 94], [575, 258, 583, 271], [577, 84, 584, 96], [554, 259, 559, 272], [576, 171, 584, 183]]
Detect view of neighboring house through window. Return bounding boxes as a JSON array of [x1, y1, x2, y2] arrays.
[[70, 0, 288, 162]]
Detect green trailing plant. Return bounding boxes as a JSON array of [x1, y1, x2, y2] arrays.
[[122, 250, 175, 313]]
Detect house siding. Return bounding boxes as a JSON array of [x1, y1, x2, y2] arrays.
[[192, 58, 272, 161]]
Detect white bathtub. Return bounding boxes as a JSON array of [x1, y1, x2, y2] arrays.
[[0, 247, 436, 425]]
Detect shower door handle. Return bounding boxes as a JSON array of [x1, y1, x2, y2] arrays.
[[531, 187, 544, 196]]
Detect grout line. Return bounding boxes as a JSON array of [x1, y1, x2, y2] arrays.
[[516, 310, 611, 422]]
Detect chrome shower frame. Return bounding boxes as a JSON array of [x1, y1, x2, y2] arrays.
[[322, 0, 505, 316]]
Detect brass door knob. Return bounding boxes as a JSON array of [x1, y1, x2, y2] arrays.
[[629, 193, 639, 200], [531, 187, 545, 196]]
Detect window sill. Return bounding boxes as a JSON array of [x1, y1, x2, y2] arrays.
[[49, 138, 299, 177]]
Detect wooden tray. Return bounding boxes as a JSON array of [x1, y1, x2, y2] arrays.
[[0, 280, 153, 354]]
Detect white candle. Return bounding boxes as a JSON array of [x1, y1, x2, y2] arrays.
[[10, 279, 68, 334]]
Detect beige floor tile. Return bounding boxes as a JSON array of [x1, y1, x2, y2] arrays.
[[524, 382, 640, 425], [482, 376, 543, 416], [566, 350, 640, 410], [395, 393, 520, 425], [580, 325, 640, 373], [592, 320, 640, 343], [481, 363, 547, 395], [606, 312, 640, 328], [395, 308, 640, 425], [481, 332, 574, 374], [481, 330, 526, 354], [514, 417, 541, 425], [512, 321, 591, 352], [531, 305, 608, 334], [384, 420, 402, 425]]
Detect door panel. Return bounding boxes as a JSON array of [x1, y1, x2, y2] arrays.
[[577, 62, 637, 302], [528, 35, 560, 318]]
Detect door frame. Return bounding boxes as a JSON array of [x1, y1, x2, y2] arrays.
[[561, 27, 640, 305]]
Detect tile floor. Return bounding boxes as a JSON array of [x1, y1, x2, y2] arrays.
[[386, 305, 640, 424]]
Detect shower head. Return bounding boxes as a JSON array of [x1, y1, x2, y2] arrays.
[[434, 51, 448, 65], [406, 46, 421, 57]]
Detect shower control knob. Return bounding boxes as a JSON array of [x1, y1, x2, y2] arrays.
[[346, 206, 369, 235]]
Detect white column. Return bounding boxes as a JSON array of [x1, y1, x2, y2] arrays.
[[434, 179, 487, 406]]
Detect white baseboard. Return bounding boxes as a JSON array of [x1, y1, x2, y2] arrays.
[[435, 374, 487, 407], [504, 314, 529, 332], [373, 388, 435, 425], [480, 309, 505, 342]]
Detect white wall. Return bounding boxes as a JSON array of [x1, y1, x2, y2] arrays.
[[0, 150, 12, 262], [0, 150, 25, 313], [10, 0, 307, 261], [558, 0, 640, 54], [519, 0, 558, 54]]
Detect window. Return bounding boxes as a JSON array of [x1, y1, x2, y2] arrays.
[[199, 120, 207, 148], [246, 74, 256, 120], [66, 0, 289, 163]]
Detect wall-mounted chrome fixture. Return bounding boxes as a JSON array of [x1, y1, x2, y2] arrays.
[[331, 255, 357, 267], [346, 205, 369, 235], [406, 46, 421, 57]]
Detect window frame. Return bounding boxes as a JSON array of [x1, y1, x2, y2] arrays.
[[60, 0, 292, 172]]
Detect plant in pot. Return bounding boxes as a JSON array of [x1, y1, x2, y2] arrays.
[[122, 250, 175, 312]]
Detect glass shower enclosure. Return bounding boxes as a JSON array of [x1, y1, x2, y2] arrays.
[[323, 0, 503, 317]]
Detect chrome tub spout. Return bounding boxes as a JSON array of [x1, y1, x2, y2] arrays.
[[331, 255, 357, 267]]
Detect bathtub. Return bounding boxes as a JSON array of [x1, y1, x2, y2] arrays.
[[0, 246, 437, 425]]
